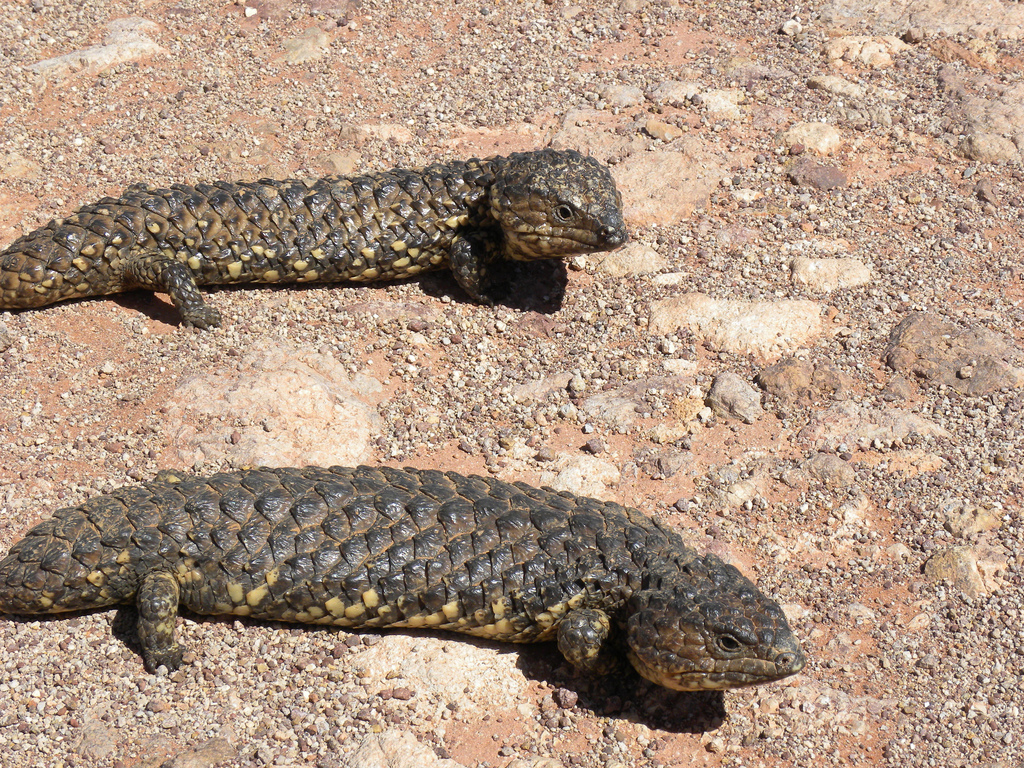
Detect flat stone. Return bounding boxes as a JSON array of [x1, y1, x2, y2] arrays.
[[356, 636, 523, 715], [309, 0, 355, 17], [598, 84, 645, 108], [958, 133, 1020, 163], [0, 321, 12, 354], [804, 452, 857, 488], [788, 159, 849, 190], [581, 375, 693, 429], [506, 758, 565, 768], [512, 373, 571, 404], [339, 122, 415, 146], [315, 150, 360, 175], [31, 17, 164, 81], [0, 153, 42, 181], [593, 241, 667, 277], [162, 738, 238, 768], [540, 455, 621, 500], [649, 294, 824, 362], [644, 119, 686, 142], [646, 80, 700, 107], [702, 89, 744, 119], [640, 449, 691, 479], [340, 300, 439, 322], [820, 0, 1024, 40], [756, 358, 814, 402], [783, 122, 843, 155], [797, 401, 951, 452], [279, 27, 333, 64], [791, 257, 872, 291], [706, 372, 764, 424], [824, 35, 911, 68], [924, 546, 987, 598], [883, 312, 1024, 396], [76, 720, 115, 761], [942, 504, 1003, 538], [166, 341, 381, 468], [613, 147, 727, 227], [806, 75, 866, 100], [341, 729, 466, 768]]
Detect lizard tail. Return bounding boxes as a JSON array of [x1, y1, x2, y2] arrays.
[[0, 508, 131, 614], [0, 208, 138, 310]]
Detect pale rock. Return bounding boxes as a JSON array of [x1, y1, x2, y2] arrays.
[[825, 35, 910, 68], [924, 546, 987, 598], [315, 150, 360, 175], [341, 730, 466, 768], [702, 89, 744, 119], [593, 242, 666, 277], [598, 84, 644, 108], [780, 19, 802, 36], [652, 272, 688, 287], [644, 119, 685, 142], [540, 455, 621, 499], [0, 153, 42, 181], [782, 122, 843, 155], [806, 75, 866, 100], [613, 147, 728, 227], [724, 479, 759, 506], [162, 738, 237, 768], [649, 294, 825, 362], [731, 188, 761, 204], [166, 341, 380, 468], [804, 452, 857, 488], [706, 372, 763, 424], [31, 18, 164, 81], [354, 636, 524, 714], [942, 504, 1003, 538], [647, 80, 701, 107], [958, 133, 1020, 163], [791, 257, 872, 291], [339, 123, 415, 146], [512, 373, 572, 404], [581, 375, 694, 429], [279, 27, 332, 64], [797, 401, 951, 452], [820, 0, 1024, 40]]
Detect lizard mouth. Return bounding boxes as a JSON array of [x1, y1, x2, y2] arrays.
[[628, 646, 807, 691]]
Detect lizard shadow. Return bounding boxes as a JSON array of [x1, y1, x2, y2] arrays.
[[106, 607, 723, 734], [418, 259, 569, 314], [512, 642, 728, 734], [108, 258, 568, 327]]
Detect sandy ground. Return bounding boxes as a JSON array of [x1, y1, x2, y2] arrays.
[[0, 1, 1023, 767]]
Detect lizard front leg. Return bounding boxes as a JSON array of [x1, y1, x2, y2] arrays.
[[448, 233, 501, 304], [136, 571, 185, 672], [124, 253, 222, 329]]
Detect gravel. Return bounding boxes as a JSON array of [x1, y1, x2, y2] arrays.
[[0, 0, 1022, 766]]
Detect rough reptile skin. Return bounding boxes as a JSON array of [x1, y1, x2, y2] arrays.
[[0, 149, 626, 328], [0, 465, 804, 691]]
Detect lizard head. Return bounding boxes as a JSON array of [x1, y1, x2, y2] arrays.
[[490, 148, 627, 261], [625, 553, 806, 691]]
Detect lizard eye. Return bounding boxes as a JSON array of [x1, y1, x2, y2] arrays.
[[717, 634, 742, 653], [553, 204, 575, 223]]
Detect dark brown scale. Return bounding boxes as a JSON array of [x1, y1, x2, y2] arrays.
[[0, 149, 628, 328], [0, 466, 805, 690]]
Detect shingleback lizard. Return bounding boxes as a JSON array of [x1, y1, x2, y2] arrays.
[[0, 148, 626, 328], [0, 465, 805, 691]]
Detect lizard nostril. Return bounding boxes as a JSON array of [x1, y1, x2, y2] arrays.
[[600, 226, 627, 246], [774, 651, 805, 672]]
